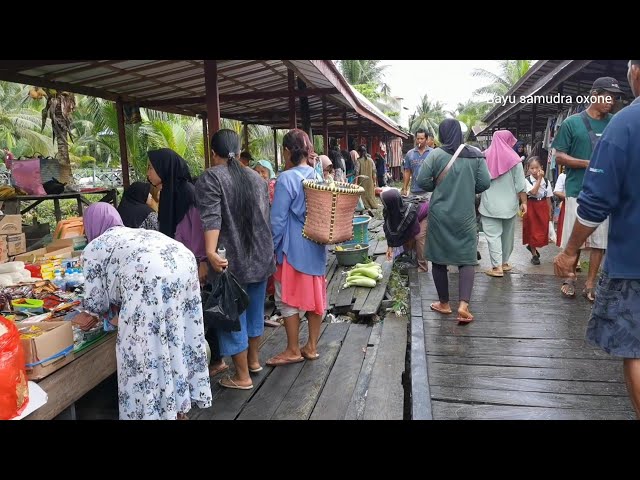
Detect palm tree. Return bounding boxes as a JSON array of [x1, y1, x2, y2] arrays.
[[0, 81, 53, 157], [409, 94, 446, 137], [451, 100, 492, 132], [472, 60, 533, 97], [338, 60, 387, 85]]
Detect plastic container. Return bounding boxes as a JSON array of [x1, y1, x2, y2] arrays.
[[24, 264, 42, 279], [342, 215, 371, 249], [334, 244, 370, 267], [52, 270, 65, 290], [53, 217, 84, 240], [11, 298, 44, 314]]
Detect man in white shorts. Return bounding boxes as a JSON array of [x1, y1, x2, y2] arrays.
[[552, 77, 621, 301]]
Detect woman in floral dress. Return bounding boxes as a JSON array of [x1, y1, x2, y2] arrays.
[[79, 202, 212, 420]]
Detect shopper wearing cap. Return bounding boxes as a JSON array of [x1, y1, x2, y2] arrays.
[[552, 76, 622, 301], [554, 61, 640, 418]]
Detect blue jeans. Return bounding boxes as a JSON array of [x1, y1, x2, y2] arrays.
[[218, 280, 267, 357]]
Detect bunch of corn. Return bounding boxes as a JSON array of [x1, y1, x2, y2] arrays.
[[342, 262, 383, 288]]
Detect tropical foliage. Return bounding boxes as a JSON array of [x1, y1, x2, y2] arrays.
[[472, 60, 533, 97], [408, 94, 446, 137]]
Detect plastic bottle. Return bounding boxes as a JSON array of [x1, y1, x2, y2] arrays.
[[53, 270, 65, 290], [217, 247, 226, 260]]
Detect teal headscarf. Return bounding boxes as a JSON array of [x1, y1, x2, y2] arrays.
[[255, 160, 276, 179]]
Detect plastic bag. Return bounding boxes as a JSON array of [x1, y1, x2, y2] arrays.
[[548, 221, 557, 244], [0, 316, 29, 420], [42, 177, 66, 195], [11, 158, 47, 196], [202, 270, 249, 332]]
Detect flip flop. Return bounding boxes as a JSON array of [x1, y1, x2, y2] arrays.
[[266, 355, 305, 367], [249, 366, 263, 373], [501, 264, 513, 272], [561, 279, 576, 298], [219, 375, 253, 390], [301, 351, 320, 361], [430, 302, 452, 314], [209, 363, 229, 377], [485, 269, 504, 278], [457, 312, 474, 324]]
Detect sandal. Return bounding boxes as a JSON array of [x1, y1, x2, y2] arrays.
[[502, 264, 513, 272], [219, 375, 253, 390], [209, 362, 229, 377], [457, 310, 474, 324], [583, 287, 596, 303], [430, 302, 452, 314], [266, 354, 305, 367], [561, 279, 576, 298], [485, 269, 504, 278]]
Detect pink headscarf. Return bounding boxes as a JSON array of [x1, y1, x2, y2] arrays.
[[84, 202, 124, 242], [483, 130, 522, 179]]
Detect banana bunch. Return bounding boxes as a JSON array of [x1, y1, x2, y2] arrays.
[[0, 186, 17, 200]]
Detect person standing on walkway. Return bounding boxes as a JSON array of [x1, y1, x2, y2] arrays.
[[522, 157, 554, 265], [402, 128, 433, 197], [555, 60, 640, 418], [553, 76, 621, 301], [267, 129, 327, 366], [479, 130, 527, 277], [416, 119, 491, 323], [196, 129, 275, 390]]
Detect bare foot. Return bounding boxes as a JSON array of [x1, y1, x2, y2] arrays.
[[219, 374, 253, 389], [177, 412, 189, 420]]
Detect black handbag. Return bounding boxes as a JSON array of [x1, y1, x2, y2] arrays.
[[42, 177, 66, 195]]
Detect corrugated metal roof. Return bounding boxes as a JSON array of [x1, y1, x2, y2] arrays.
[[0, 59, 407, 138]]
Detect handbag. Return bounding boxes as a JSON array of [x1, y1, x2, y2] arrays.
[[42, 177, 66, 195]]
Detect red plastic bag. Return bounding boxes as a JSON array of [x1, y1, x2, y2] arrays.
[[11, 158, 47, 196], [0, 316, 29, 419]]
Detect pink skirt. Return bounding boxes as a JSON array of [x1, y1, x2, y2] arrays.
[[274, 255, 326, 315]]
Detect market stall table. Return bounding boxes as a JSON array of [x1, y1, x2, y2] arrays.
[[23, 332, 116, 420], [2, 189, 118, 223]]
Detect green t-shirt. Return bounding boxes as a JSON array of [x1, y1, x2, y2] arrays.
[[552, 112, 612, 198]]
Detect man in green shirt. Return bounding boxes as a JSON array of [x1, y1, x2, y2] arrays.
[[552, 77, 622, 300]]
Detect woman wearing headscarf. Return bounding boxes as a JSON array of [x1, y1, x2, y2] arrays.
[[77, 203, 212, 420], [196, 129, 275, 390], [319, 154, 334, 181], [416, 119, 491, 323], [381, 189, 429, 262], [479, 130, 528, 277], [146, 148, 228, 377], [117, 181, 158, 230], [355, 145, 378, 209], [253, 159, 277, 204], [513, 140, 526, 161]]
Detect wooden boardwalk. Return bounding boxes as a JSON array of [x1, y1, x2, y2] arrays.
[[409, 270, 635, 420], [189, 314, 407, 420]]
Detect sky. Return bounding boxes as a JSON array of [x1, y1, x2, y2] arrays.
[[382, 60, 503, 127]]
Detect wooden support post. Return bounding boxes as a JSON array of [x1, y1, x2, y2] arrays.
[[204, 60, 220, 144], [273, 128, 279, 173], [516, 111, 521, 138], [322, 96, 328, 155], [343, 110, 348, 151], [288, 70, 297, 129], [115, 100, 130, 188], [243, 122, 249, 152], [201, 114, 210, 169], [530, 103, 537, 145]]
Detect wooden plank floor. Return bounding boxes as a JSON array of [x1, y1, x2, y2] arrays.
[[414, 272, 636, 420]]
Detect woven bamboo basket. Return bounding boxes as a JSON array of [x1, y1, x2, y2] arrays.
[[302, 180, 365, 245]]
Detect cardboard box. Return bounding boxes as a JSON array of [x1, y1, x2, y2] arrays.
[[0, 215, 22, 235], [19, 321, 75, 380], [48, 236, 87, 251], [3, 233, 27, 256], [13, 246, 73, 263], [0, 236, 7, 264]]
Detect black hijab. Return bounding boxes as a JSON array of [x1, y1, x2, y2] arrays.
[[381, 189, 418, 247], [147, 148, 196, 239], [438, 119, 484, 158], [117, 181, 154, 228]]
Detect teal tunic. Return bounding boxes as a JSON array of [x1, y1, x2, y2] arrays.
[[416, 148, 491, 266]]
